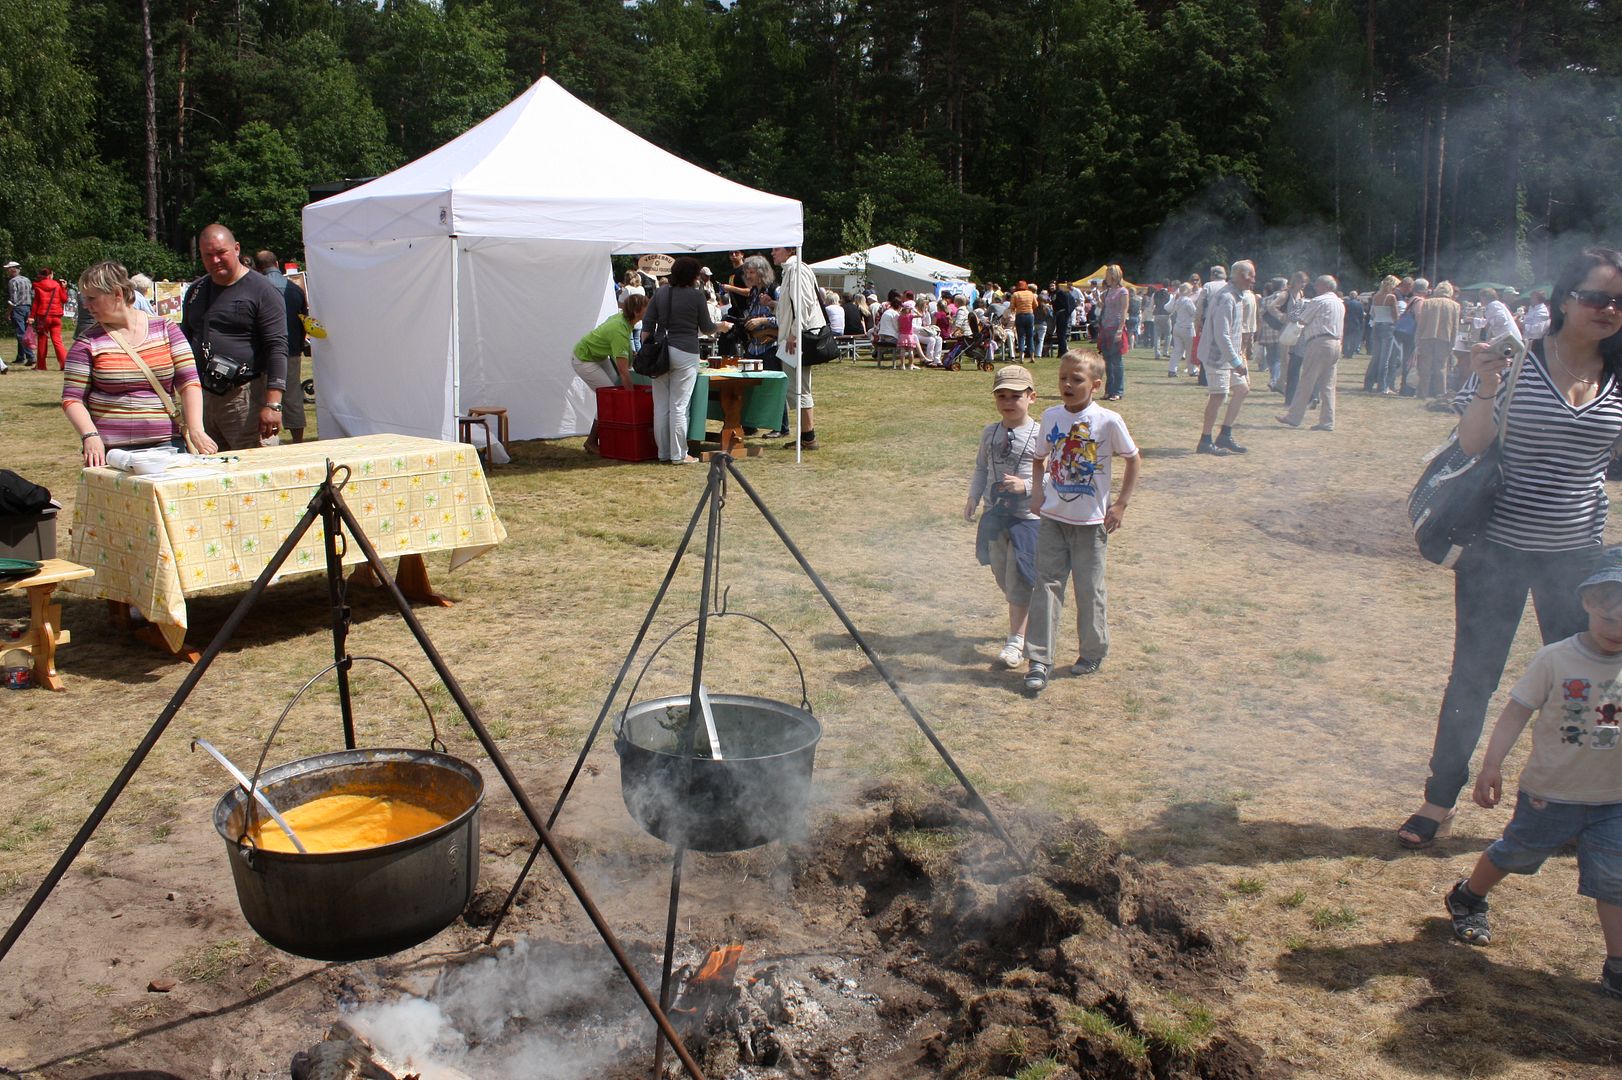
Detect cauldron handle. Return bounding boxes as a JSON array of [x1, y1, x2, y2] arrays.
[[616, 611, 811, 737], [242, 656, 445, 837]]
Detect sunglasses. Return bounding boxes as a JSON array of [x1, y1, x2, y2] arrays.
[[1570, 290, 1622, 313]]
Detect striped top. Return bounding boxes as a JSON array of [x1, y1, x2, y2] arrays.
[[1453, 346, 1622, 551], [62, 318, 199, 448]]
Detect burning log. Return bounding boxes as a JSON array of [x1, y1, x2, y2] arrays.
[[670, 944, 745, 1035]]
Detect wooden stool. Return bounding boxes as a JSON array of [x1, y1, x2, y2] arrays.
[[466, 407, 509, 448], [1, 559, 94, 691], [456, 414, 494, 466]]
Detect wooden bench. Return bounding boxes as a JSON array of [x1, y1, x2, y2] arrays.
[[1, 559, 94, 691]]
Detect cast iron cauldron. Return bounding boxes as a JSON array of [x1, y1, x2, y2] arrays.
[[616, 692, 821, 852], [205, 657, 484, 962], [213, 748, 483, 961]]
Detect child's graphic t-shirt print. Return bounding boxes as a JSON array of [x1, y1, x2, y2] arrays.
[[1035, 402, 1138, 526]]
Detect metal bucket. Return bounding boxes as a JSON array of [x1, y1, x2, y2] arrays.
[[212, 747, 483, 961], [616, 692, 821, 852], [204, 656, 484, 961]]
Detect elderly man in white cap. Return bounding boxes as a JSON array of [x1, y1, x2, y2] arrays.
[[5, 261, 33, 370]]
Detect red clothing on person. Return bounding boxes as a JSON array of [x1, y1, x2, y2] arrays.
[[30, 275, 65, 319], [30, 275, 68, 369]]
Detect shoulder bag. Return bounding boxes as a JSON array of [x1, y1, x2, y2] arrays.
[[109, 320, 202, 454], [1406, 349, 1526, 569], [796, 279, 839, 365], [632, 289, 671, 377]]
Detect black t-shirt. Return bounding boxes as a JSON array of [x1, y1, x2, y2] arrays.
[[841, 301, 868, 334], [181, 271, 289, 390], [725, 265, 750, 318]]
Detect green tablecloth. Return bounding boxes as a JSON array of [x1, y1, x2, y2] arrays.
[[632, 368, 789, 441]]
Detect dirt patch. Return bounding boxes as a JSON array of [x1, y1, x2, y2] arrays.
[[328, 781, 1264, 1080]]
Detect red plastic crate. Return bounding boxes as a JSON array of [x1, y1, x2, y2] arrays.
[[595, 385, 653, 426], [598, 421, 659, 462]]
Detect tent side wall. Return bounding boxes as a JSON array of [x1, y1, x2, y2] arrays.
[[456, 236, 616, 441], [308, 238, 457, 441]]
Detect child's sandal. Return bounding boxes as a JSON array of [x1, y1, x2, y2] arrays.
[[1445, 879, 1491, 945]]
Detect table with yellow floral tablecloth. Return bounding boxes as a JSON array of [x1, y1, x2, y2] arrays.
[[64, 435, 506, 651]]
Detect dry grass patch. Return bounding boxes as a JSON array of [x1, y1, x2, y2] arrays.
[[2, 348, 1620, 1077]]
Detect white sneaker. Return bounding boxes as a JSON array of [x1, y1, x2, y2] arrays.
[[996, 643, 1024, 669]]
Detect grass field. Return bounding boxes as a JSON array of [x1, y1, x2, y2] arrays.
[[1, 342, 1620, 1077]]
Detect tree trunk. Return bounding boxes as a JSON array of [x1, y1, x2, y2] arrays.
[[1417, 103, 1431, 276], [1364, 0, 1377, 259], [1503, 0, 1527, 279], [1428, 12, 1451, 280], [141, 0, 158, 242]]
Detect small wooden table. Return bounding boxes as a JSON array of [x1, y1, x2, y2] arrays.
[[1, 559, 95, 691], [706, 371, 774, 455]]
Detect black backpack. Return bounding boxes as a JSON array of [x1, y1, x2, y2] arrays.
[[0, 470, 51, 516]]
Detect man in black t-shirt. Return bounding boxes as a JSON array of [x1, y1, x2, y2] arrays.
[[181, 224, 288, 450]]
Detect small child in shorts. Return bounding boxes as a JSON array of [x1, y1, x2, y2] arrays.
[[1022, 349, 1140, 692], [964, 365, 1042, 669], [1445, 550, 1622, 1000]]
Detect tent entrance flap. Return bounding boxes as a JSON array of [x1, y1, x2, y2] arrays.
[[308, 237, 456, 441]]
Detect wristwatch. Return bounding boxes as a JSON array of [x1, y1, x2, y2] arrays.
[[263, 402, 283, 412]]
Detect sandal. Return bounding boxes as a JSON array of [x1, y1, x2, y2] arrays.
[[1397, 809, 1454, 849], [1445, 879, 1491, 945], [582, 441, 599, 456]]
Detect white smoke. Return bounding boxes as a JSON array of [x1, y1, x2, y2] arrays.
[[346, 938, 642, 1079]]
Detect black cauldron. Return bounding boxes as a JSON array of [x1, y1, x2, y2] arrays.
[[212, 747, 483, 962], [615, 693, 821, 852]]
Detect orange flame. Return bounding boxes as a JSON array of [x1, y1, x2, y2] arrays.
[[690, 944, 744, 986]]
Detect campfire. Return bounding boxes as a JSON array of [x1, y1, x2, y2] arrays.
[[318, 782, 1269, 1080]]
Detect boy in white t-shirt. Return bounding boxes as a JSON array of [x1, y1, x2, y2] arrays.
[[1022, 349, 1141, 692], [1444, 552, 1622, 1000]]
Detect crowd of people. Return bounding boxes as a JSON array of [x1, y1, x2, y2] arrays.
[[5, 224, 310, 461], [961, 246, 1622, 1000]]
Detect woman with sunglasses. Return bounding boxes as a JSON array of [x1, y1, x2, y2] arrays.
[[1400, 248, 1622, 849]]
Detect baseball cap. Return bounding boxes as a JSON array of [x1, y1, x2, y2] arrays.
[[993, 365, 1034, 392], [699, 266, 712, 275], [1579, 547, 1622, 594], [3, 261, 18, 269]]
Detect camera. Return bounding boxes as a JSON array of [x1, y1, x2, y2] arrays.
[[198, 342, 256, 396]]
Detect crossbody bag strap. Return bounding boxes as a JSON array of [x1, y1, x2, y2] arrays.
[[1493, 347, 1528, 455], [109, 321, 198, 454]]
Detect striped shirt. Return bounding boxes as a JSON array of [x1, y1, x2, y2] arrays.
[[63, 318, 199, 448], [1453, 347, 1622, 551]]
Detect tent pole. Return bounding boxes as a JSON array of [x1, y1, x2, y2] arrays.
[[449, 234, 462, 431]]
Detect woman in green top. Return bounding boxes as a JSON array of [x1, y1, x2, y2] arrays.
[[573, 292, 648, 455]]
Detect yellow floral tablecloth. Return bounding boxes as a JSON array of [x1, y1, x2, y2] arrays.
[[65, 435, 506, 650]]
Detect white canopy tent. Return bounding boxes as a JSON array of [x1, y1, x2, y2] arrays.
[[806, 244, 972, 299], [302, 76, 802, 442]]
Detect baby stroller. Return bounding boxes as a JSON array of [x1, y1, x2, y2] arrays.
[[944, 313, 996, 372]]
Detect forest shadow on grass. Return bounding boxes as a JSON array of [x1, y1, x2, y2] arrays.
[[1277, 922, 1622, 1075]]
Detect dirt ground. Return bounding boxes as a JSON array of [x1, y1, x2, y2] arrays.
[[2, 345, 1621, 1079]]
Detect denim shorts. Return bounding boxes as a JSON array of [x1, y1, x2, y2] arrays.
[[1485, 791, 1622, 905]]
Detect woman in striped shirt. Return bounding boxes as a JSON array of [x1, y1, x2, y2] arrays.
[[1400, 248, 1622, 849], [61, 261, 216, 467]]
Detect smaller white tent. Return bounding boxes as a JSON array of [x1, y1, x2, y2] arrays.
[[302, 77, 802, 442], [806, 244, 972, 299]]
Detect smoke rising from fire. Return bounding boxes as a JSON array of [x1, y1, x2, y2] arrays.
[[347, 939, 635, 1078]]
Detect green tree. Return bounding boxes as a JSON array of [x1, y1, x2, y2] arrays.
[[368, 0, 515, 161], [192, 121, 306, 256], [0, 0, 122, 258]]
